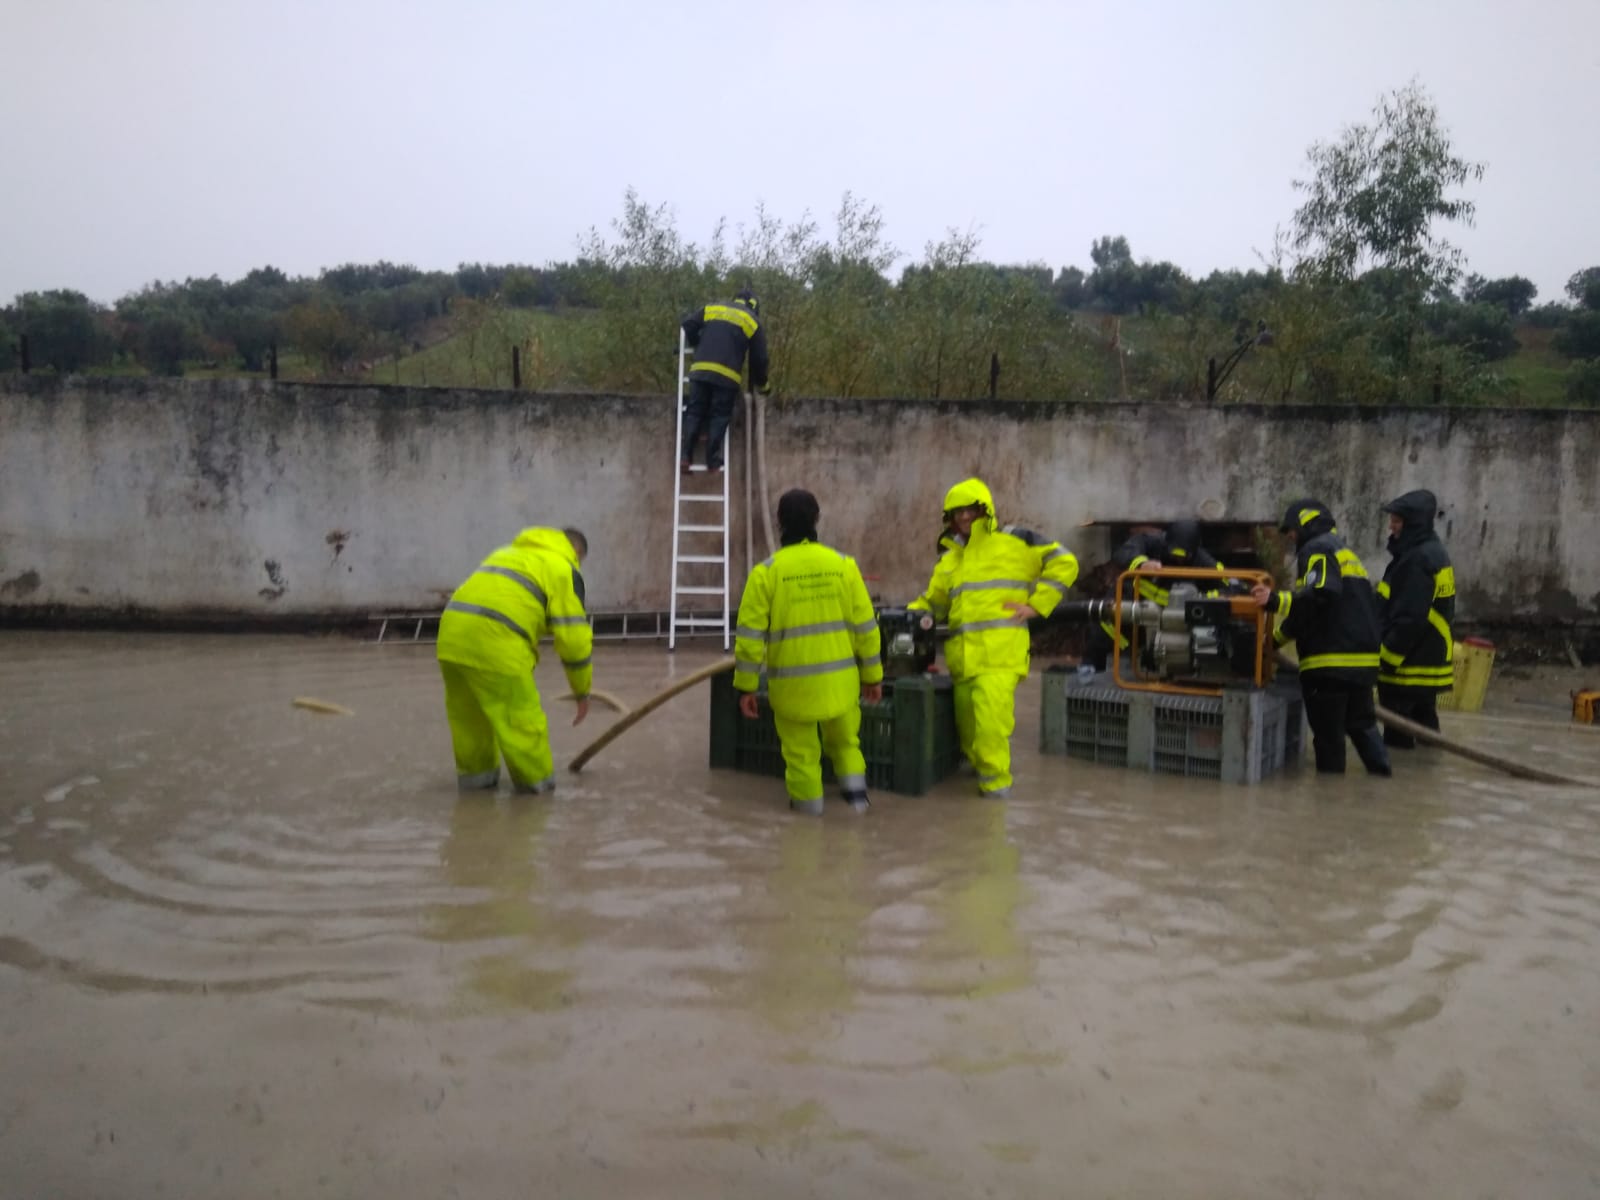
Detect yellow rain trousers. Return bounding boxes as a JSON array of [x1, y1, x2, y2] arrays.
[[734, 539, 883, 804], [440, 662, 554, 792], [910, 478, 1079, 794], [436, 527, 593, 793]]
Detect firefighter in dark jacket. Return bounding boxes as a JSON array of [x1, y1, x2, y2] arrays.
[[1377, 489, 1455, 747], [679, 287, 770, 473], [1085, 520, 1231, 671], [1251, 500, 1391, 777]]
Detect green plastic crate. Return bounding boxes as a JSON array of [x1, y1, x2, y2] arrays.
[[708, 671, 962, 795]]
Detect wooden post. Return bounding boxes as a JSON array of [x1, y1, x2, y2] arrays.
[[512, 345, 521, 389], [1206, 356, 1217, 401], [269, 342, 278, 380], [19, 334, 30, 374], [1432, 365, 1442, 404], [988, 352, 1000, 400]]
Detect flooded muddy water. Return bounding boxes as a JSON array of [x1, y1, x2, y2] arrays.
[[2, 631, 1598, 1197]]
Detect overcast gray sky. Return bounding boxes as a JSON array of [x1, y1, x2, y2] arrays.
[[2, 0, 1595, 305]]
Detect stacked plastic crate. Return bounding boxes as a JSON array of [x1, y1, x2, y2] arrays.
[[708, 671, 963, 795], [1040, 666, 1303, 784]]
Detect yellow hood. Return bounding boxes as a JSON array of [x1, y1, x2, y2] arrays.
[[513, 526, 581, 566], [942, 478, 996, 533]]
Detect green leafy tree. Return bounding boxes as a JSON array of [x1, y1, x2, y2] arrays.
[[1461, 273, 1536, 315], [1566, 361, 1600, 406], [1426, 301, 1519, 362], [14, 290, 112, 372], [1290, 81, 1485, 394], [1566, 267, 1600, 311], [1554, 311, 1600, 360]]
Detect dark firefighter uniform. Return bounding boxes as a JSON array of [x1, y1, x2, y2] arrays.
[[910, 479, 1079, 795], [1377, 489, 1455, 747], [680, 289, 770, 472], [1265, 500, 1391, 776], [1086, 521, 1229, 670], [436, 527, 593, 793]]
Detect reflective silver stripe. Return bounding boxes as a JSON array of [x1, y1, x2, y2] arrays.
[[457, 769, 499, 789], [770, 619, 849, 642], [549, 615, 586, 626], [760, 556, 775, 568], [838, 774, 866, 790], [735, 624, 768, 641], [1038, 578, 1070, 596], [512, 774, 556, 795], [735, 658, 763, 675], [561, 655, 592, 670], [476, 565, 549, 608], [950, 618, 1021, 635], [950, 579, 1032, 596], [445, 600, 531, 643], [855, 655, 877, 667], [1042, 547, 1068, 562], [979, 772, 1004, 784], [848, 620, 878, 634], [767, 657, 857, 679]]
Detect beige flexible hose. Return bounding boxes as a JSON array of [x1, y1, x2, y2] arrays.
[[569, 657, 735, 772], [556, 689, 630, 715], [753, 391, 776, 558], [1274, 650, 1593, 787], [292, 697, 353, 716]]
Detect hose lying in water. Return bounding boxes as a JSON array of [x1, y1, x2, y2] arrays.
[[1273, 651, 1594, 787], [569, 657, 735, 773], [555, 689, 631, 715], [292, 697, 353, 716]]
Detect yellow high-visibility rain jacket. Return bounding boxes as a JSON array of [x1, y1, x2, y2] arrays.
[[733, 540, 883, 723], [909, 479, 1078, 680], [436, 527, 593, 697]]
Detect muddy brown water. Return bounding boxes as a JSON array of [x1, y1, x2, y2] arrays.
[[2, 631, 1598, 1198]]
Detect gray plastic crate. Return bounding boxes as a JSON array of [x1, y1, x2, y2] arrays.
[[1040, 666, 1303, 785]]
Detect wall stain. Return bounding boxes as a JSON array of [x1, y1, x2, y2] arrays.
[[259, 559, 287, 602], [0, 570, 41, 599], [325, 530, 353, 565]]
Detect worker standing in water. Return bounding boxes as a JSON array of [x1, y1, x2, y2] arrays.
[[1377, 489, 1456, 747], [733, 490, 883, 815], [1252, 500, 1390, 777], [436, 527, 593, 793], [910, 479, 1079, 798]]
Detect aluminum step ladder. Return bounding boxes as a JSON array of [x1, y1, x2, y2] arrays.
[[669, 327, 732, 650]]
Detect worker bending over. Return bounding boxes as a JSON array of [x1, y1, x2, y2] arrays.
[[733, 489, 883, 815], [1252, 500, 1390, 777], [436, 527, 593, 793], [910, 479, 1079, 797]]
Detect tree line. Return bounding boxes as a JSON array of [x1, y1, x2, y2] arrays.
[[5, 83, 1599, 406]]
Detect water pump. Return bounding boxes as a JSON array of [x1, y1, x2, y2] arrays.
[[1057, 567, 1276, 695], [876, 607, 938, 678]]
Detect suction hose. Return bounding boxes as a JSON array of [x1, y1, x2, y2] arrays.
[[569, 658, 735, 773], [1274, 650, 1594, 787]]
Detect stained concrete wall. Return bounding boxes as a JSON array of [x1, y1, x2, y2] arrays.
[[2, 376, 1598, 626]]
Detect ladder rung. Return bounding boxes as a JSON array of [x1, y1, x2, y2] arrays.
[[679, 494, 726, 504], [675, 586, 726, 595], [677, 524, 724, 533], [673, 617, 728, 627], [677, 555, 726, 564]]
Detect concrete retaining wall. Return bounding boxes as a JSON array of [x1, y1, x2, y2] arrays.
[[2, 376, 1597, 626]]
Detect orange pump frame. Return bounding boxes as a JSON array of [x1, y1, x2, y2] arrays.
[[1111, 566, 1276, 698]]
